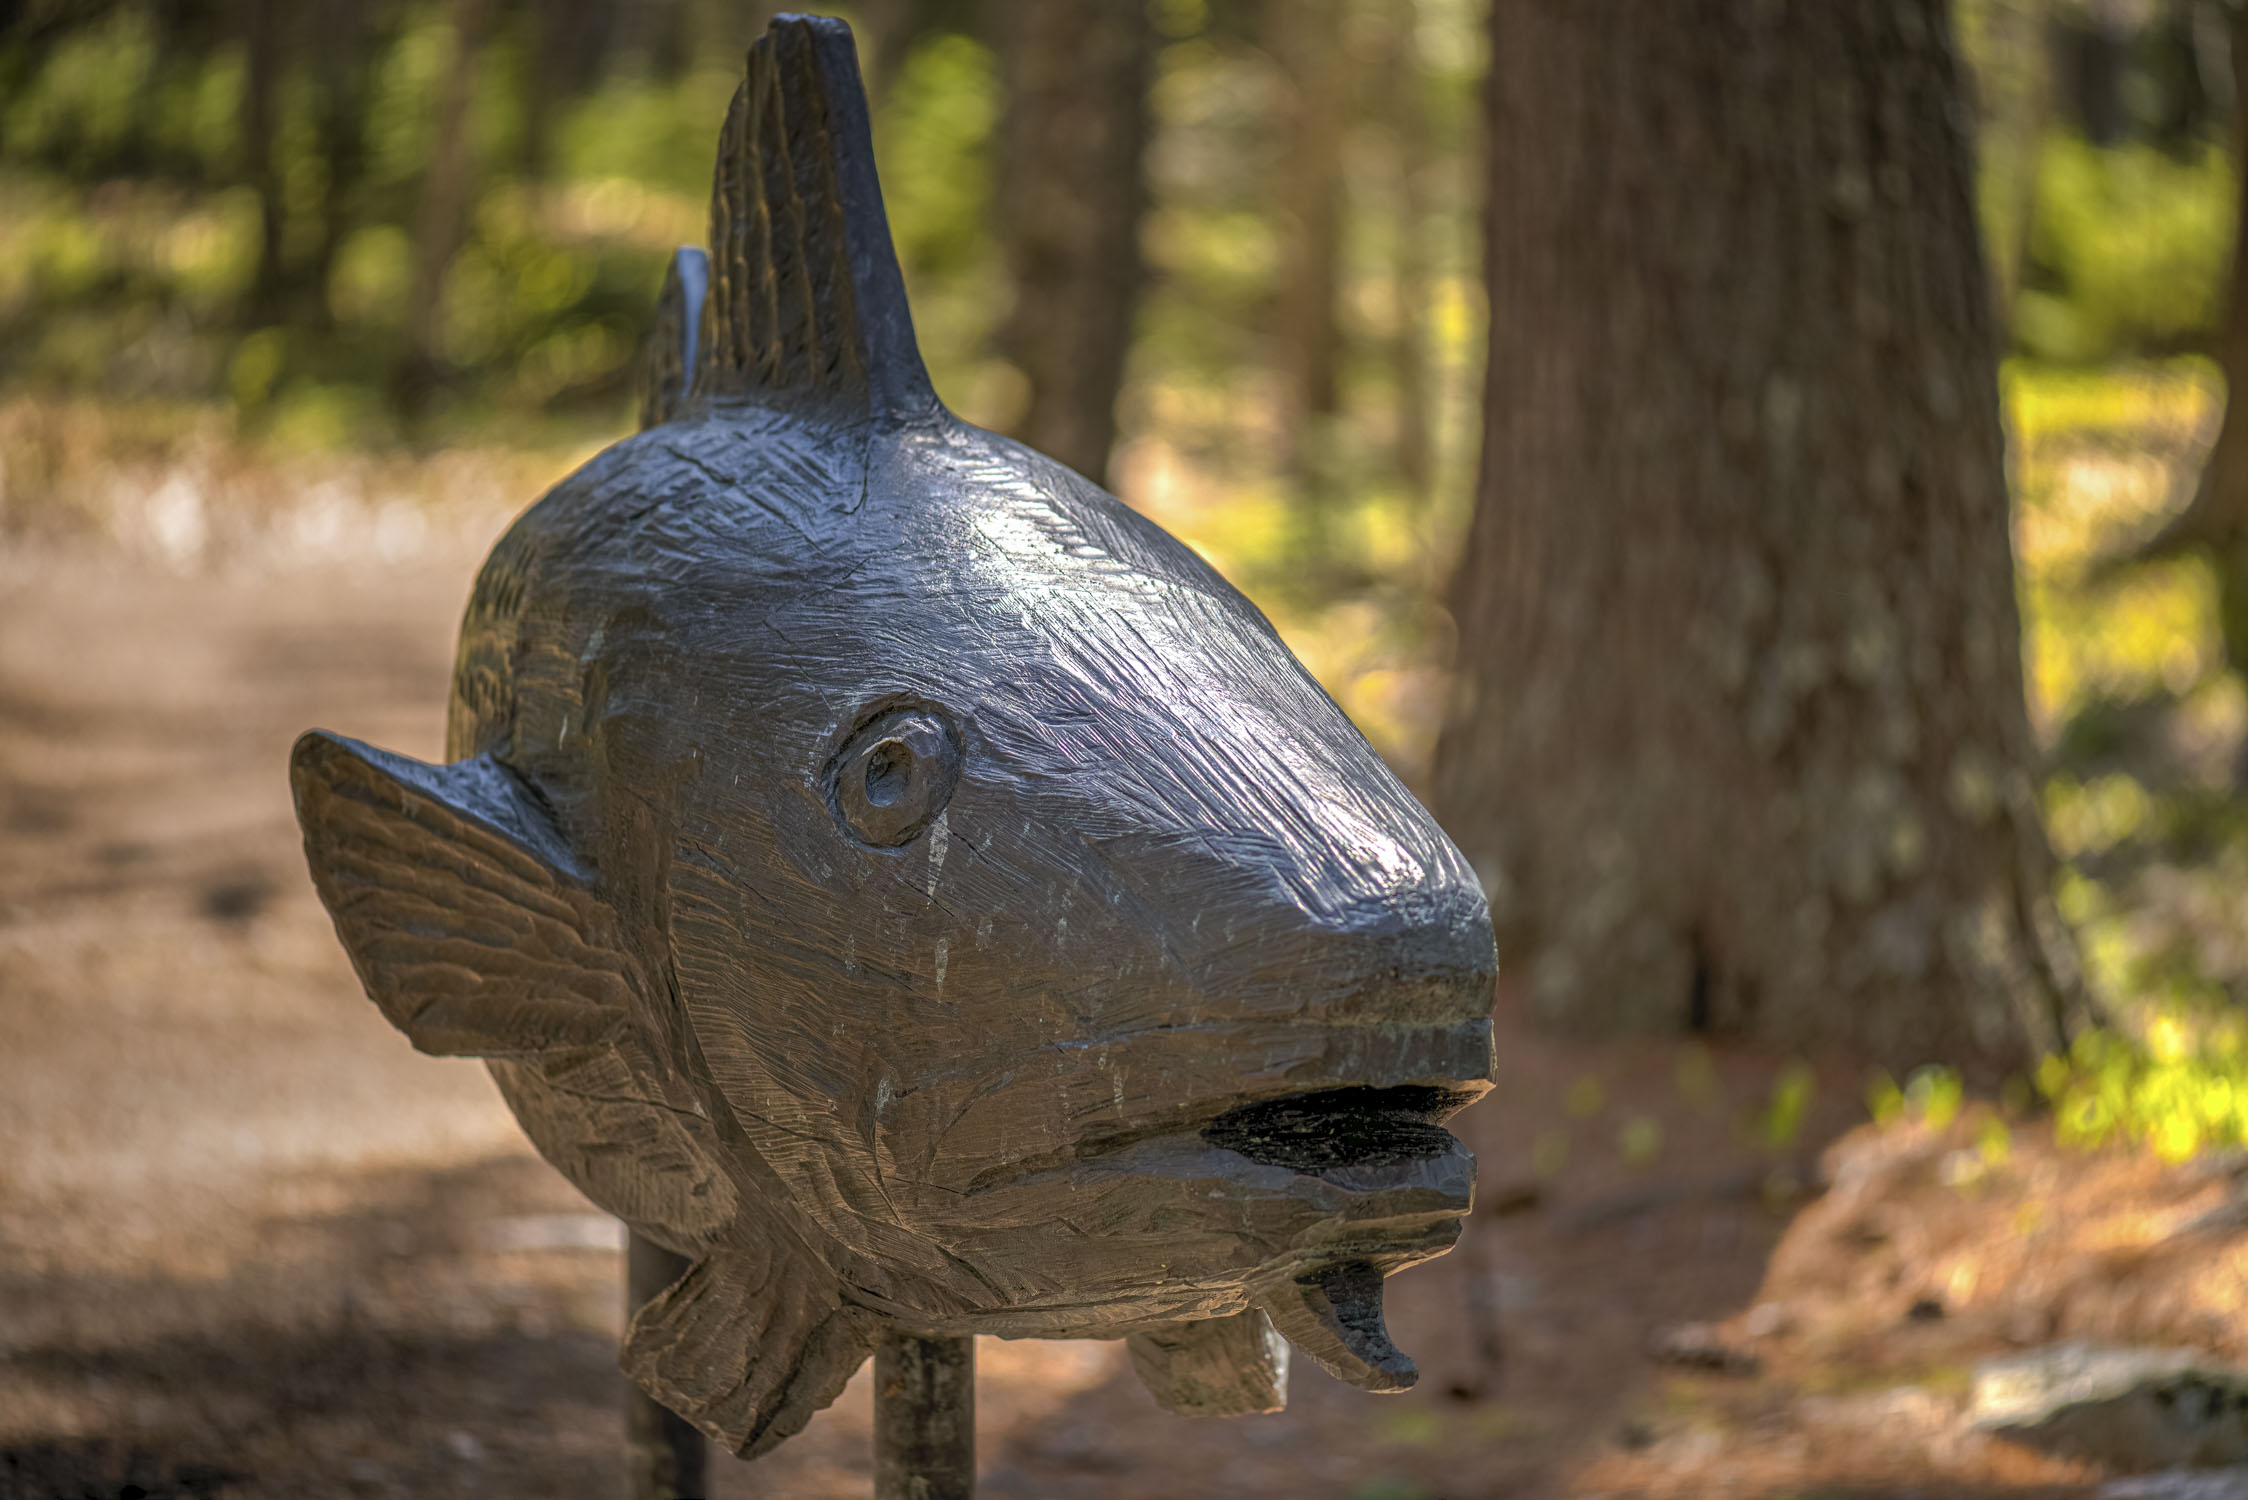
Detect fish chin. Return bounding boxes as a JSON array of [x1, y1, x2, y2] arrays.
[[893, 1107, 1468, 1346], [1182, 1086, 1479, 1394], [967, 1090, 1475, 1384]]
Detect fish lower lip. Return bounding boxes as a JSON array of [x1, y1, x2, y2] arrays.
[[1200, 1085, 1474, 1176]]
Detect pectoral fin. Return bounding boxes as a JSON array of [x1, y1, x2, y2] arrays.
[[623, 1240, 875, 1457], [1126, 1309, 1289, 1417], [290, 730, 637, 1057]]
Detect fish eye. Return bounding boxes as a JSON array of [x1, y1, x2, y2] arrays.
[[828, 705, 963, 847]]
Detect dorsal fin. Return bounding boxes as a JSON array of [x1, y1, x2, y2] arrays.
[[695, 14, 937, 425], [638, 246, 709, 430]]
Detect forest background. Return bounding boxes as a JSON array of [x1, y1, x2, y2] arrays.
[[9, 0, 2241, 1119], [8, 0, 2248, 1495]]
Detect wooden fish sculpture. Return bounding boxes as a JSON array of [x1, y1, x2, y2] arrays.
[[291, 13, 1496, 1459]]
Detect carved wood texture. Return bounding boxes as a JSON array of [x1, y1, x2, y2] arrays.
[[292, 14, 1497, 1456]]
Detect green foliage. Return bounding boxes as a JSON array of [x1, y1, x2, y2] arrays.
[[2009, 358, 2248, 1041], [2015, 137, 2235, 362], [1909, 1066, 1965, 1131], [9, 4, 2248, 1061], [1866, 1065, 1965, 1133], [1350, 1480, 1432, 1500], [0, 2, 938, 443], [1373, 1407, 1443, 1446], [874, 33, 1006, 421], [1674, 1042, 1720, 1108], [1757, 1061, 1817, 1149], [5, 10, 169, 170], [2036, 1018, 2248, 1162], [1882, 354, 2248, 1167], [1530, 1127, 1568, 1178], [551, 67, 741, 201], [1617, 1114, 1663, 1165], [2004, 357, 2248, 1173]]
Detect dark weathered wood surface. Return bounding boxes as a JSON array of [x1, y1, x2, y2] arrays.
[[1125, 1310, 1289, 1417], [291, 12, 1496, 1463], [873, 1333, 974, 1500], [623, 250, 715, 1500]]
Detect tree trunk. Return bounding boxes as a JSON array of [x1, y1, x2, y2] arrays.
[[392, 0, 489, 430], [1263, 0, 1345, 487], [304, 0, 376, 327], [2052, 0, 2135, 147], [1431, 0, 2077, 1071], [1371, 0, 1434, 501], [996, 0, 1155, 488], [521, 0, 616, 184], [239, 0, 289, 327], [1964, 0, 2052, 334]]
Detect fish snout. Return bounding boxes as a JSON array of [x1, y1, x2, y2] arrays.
[[1152, 851, 1498, 1109], [1169, 842, 1497, 1032], [1303, 876, 1497, 1026]]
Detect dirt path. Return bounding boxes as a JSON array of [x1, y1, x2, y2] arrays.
[[0, 533, 2127, 1499]]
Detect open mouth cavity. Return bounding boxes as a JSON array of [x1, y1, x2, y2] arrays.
[[1200, 1085, 1479, 1396], [1200, 1084, 1473, 1174]]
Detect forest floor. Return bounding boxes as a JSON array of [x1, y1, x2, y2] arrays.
[[3, 424, 2245, 1500]]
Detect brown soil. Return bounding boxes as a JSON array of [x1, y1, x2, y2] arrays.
[[0, 529, 2233, 1499]]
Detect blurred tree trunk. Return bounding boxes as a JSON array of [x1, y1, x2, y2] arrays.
[[618, 0, 706, 78], [2130, 0, 2248, 679], [1431, 0, 2078, 1071], [2052, 0, 2135, 146], [1372, 0, 1433, 501], [996, 0, 1154, 488], [854, 0, 967, 101], [392, 0, 488, 429], [518, 2, 562, 186], [240, 0, 289, 326], [304, 0, 376, 327], [521, 0, 616, 184], [1967, 0, 2052, 333], [1264, 0, 1345, 487]]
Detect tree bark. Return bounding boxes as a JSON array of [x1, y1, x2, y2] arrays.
[[1432, 0, 2077, 1070], [1263, 0, 1346, 487], [304, 0, 376, 327], [239, 0, 289, 327], [997, 0, 1155, 488], [1371, 0, 1434, 501]]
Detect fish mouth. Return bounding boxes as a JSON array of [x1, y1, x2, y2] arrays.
[[1200, 1085, 1478, 1396], [1200, 1084, 1476, 1178]]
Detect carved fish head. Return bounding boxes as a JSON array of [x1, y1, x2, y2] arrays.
[[291, 14, 1494, 1457]]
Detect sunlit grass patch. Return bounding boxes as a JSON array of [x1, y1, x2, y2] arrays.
[[2009, 362, 2217, 740], [2036, 1019, 2248, 1163], [2003, 358, 2248, 1065]]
